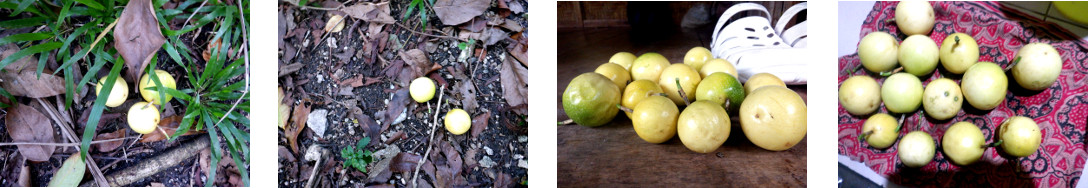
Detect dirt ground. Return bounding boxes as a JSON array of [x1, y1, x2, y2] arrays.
[[277, 0, 529, 187]]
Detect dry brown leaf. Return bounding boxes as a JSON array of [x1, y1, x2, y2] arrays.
[[507, 32, 528, 67], [5, 104, 55, 162], [499, 54, 528, 115], [94, 129, 126, 152], [114, 0, 166, 82], [279, 63, 304, 77], [493, 172, 515, 188], [341, 2, 394, 24], [470, 111, 489, 138], [389, 152, 421, 173], [400, 49, 435, 77], [379, 88, 410, 133], [458, 16, 487, 32], [454, 80, 478, 113], [201, 37, 223, 62], [324, 14, 346, 33], [0, 70, 66, 98], [508, 0, 525, 14], [0, 44, 35, 72], [286, 99, 311, 154], [433, 0, 489, 26], [139, 115, 201, 143], [278, 87, 290, 129]]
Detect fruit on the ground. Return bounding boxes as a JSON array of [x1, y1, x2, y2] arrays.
[[138, 69, 177, 105], [684, 47, 713, 71], [858, 32, 899, 73], [881, 73, 923, 113], [740, 86, 806, 151], [631, 96, 679, 143], [999, 116, 1042, 157], [922, 78, 962, 120], [862, 113, 899, 149], [899, 131, 935, 168], [744, 73, 786, 94], [839, 75, 881, 116], [939, 33, 979, 74], [1011, 43, 1063, 91], [96, 76, 129, 108], [899, 35, 939, 76], [695, 72, 745, 113], [630, 53, 670, 82], [961, 62, 1007, 110], [699, 58, 738, 78], [609, 52, 637, 70], [127, 102, 160, 134], [677, 101, 730, 153], [942, 122, 986, 166], [563, 73, 621, 127], [895, 1, 935, 35], [658, 64, 701, 105], [409, 77, 436, 103], [621, 80, 664, 117], [444, 109, 471, 135], [595, 63, 631, 91]]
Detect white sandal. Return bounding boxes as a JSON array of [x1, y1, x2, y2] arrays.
[[711, 2, 808, 84]]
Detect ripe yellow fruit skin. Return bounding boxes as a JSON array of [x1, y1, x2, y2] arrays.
[[594, 63, 631, 91], [677, 101, 730, 153], [881, 73, 923, 113], [139, 70, 177, 105], [683, 47, 713, 71], [444, 109, 471, 135], [739, 86, 806, 151], [1000, 116, 1042, 157], [127, 102, 161, 134], [96, 76, 129, 108], [861, 113, 898, 149], [743, 73, 786, 94], [1011, 43, 1063, 91], [839, 76, 881, 116], [657, 64, 701, 106], [922, 78, 962, 120], [895, 1, 935, 35], [942, 122, 985, 166], [961, 62, 1007, 110], [898, 35, 939, 76], [410, 77, 436, 103], [621, 80, 664, 117], [898, 131, 935, 168], [631, 96, 679, 144], [858, 32, 899, 73], [630, 53, 670, 82], [609, 52, 637, 70], [699, 58, 737, 78], [939, 33, 979, 74]]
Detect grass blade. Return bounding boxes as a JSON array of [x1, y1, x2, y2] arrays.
[[0, 32, 51, 45], [74, 0, 105, 10], [0, 16, 47, 29], [80, 58, 124, 160], [9, 0, 34, 16], [0, 41, 61, 71]]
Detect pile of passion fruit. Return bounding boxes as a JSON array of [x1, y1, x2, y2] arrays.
[[562, 47, 807, 153], [842, 1, 1054, 167]]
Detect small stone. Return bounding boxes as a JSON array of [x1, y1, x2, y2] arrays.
[[518, 135, 527, 143], [479, 156, 496, 168], [517, 159, 528, 169], [307, 109, 329, 137], [513, 154, 524, 160], [484, 146, 493, 155]]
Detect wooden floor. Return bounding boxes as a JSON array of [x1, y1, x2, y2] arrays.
[[556, 28, 808, 187]]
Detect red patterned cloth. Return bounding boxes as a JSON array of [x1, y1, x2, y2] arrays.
[[838, 2, 1088, 187]]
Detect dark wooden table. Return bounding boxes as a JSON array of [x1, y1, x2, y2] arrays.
[[557, 28, 808, 187]]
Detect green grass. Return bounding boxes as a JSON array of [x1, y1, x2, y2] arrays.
[[0, 0, 249, 186], [402, 0, 434, 31]]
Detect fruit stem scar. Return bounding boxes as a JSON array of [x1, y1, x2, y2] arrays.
[[615, 104, 633, 114], [987, 140, 1003, 148], [953, 36, 960, 50], [557, 119, 573, 125]]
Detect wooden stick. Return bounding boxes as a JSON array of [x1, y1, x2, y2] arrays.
[[412, 85, 445, 188]]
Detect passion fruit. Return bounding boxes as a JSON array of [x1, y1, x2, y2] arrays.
[[621, 80, 665, 116], [899, 35, 939, 76], [658, 64, 701, 105], [630, 53, 670, 82], [895, 1, 935, 35], [942, 122, 986, 166], [999, 116, 1042, 157], [595, 63, 631, 91], [630, 95, 679, 143], [127, 102, 160, 134], [858, 32, 899, 73], [695, 72, 745, 113], [608, 52, 637, 70], [562, 73, 621, 127], [739, 86, 806, 151], [839, 75, 881, 116], [444, 109, 471, 135], [677, 101, 730, 153], [861, 113, 899, 149], [743, 73, 786, 94], [961, 62, 1007, 110], [1011, 43, 1063, 91], [898, 131, 935, 168], [881, 73, 923, 113], [922, 78, 962, 120], [939, 33, 979, 74], [684, 47, 713, 71], [699, 58, 738, 78], [96, 76, 129, 108], [138, 70, 177, 105], [409, 77, 436, 103]]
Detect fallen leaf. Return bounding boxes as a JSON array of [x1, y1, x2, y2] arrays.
[[5, 104, 55, 162], [139, 115, 202, 143], [433, 0, 489, 26], [508, 0, 525, 14], [114, 0, 166, 82], [493, 172, 515, 188], [499, 54, 528, 115], [499, 19, 524, 32], [341, 2, 395, 24], [278, 87, 291, 129], [458, 16, 487, 32], [351, 107, 381, 142], [454, 79, 478, 113], [94, 129, 126, 152], [279, 146, 296, 163], [17, 164, 30, 186], [279, 63, 305, 77], [390, 152, 421, 173], [400, 49, 438, 78], [0, 70, 66, 98], [46, 153, 85, 187], [325, 14, 346, 33], [470, 111, 490, 138], [286, 99, 312, 154], [365, 184, 395, 188], [507, 32, 528, 67], [379, 88, 410, 133], [0, 44, 36, 72], [202, 37, 223, 62]]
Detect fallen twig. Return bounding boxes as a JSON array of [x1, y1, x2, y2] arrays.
[[412, 85, 445, 188], [80, 135, 211, 187], [0, 137, 138, 146]]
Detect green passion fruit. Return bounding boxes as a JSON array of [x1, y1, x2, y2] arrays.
[[961, 62, 1007, 110], [839, 75, 881, 116], [695, 72, 745, 113], [562, 73, 621, 127], [942, 122, 986, 166], [922, 78, 962, 120], [881, 73, 923, 113], [861, 113, 899, 149], [858, 32, 900, 73], [999, 116, 1042, 157]]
